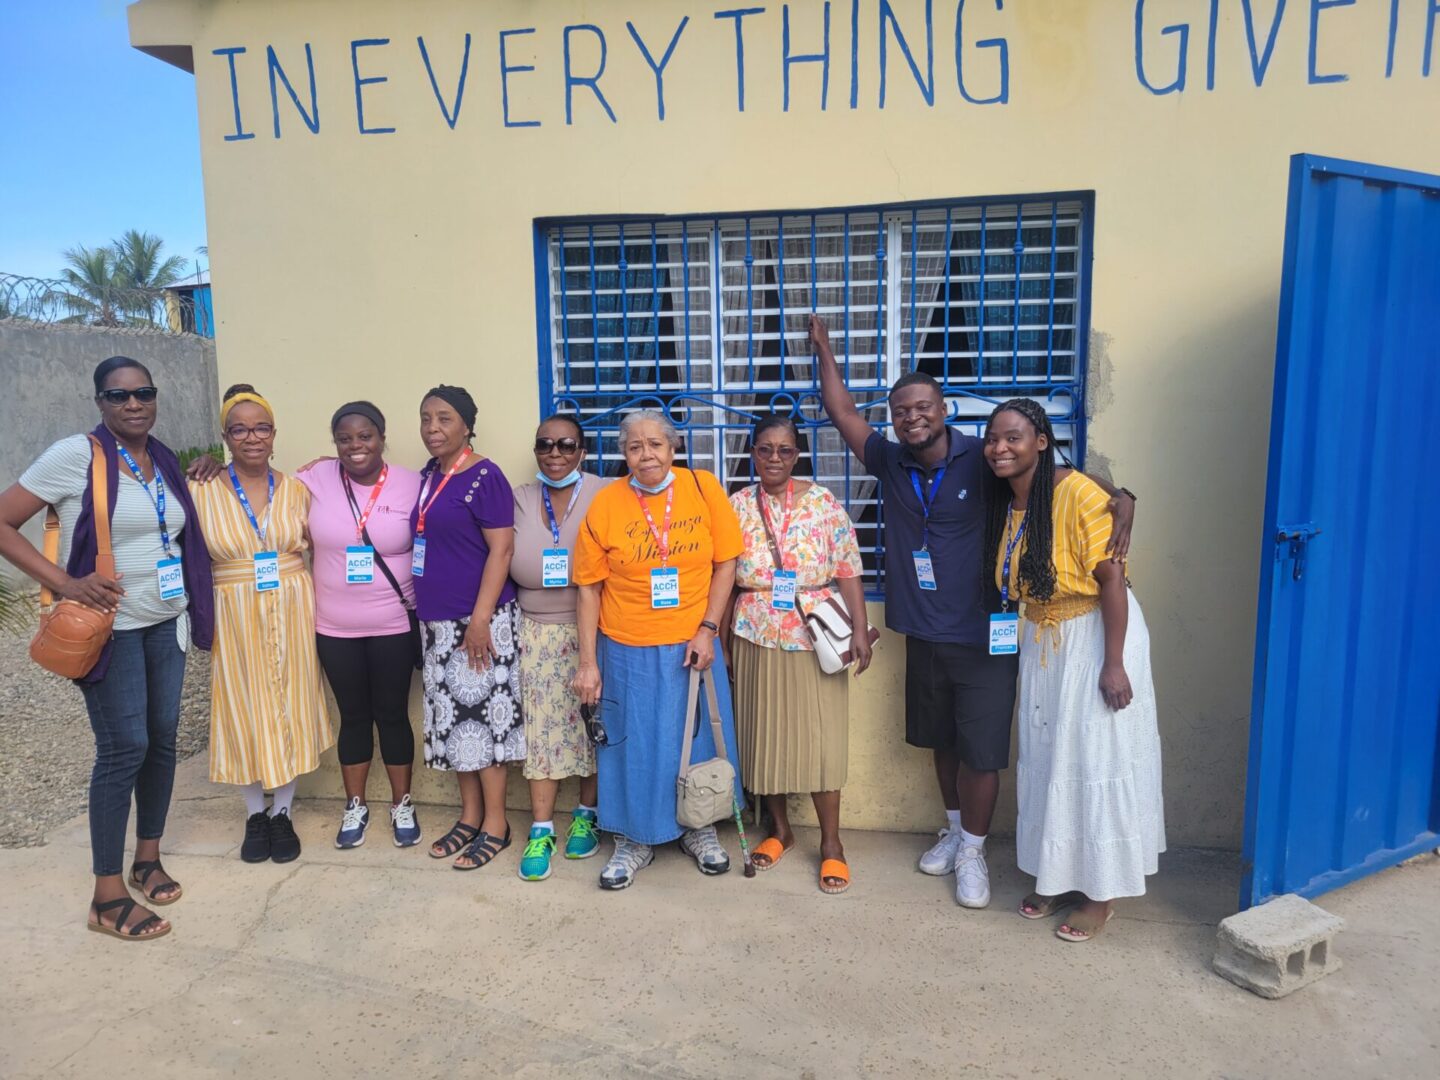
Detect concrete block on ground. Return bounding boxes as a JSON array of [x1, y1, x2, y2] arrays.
[[1213, 894, 1344, 999]]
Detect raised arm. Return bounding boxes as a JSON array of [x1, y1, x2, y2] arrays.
[[809, 315, 874, 463]]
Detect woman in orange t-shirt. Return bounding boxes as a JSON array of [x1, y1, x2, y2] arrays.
[[573, 409, 744, 891]]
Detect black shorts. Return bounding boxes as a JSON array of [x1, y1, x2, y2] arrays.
[[904, 637, 1018, 771]]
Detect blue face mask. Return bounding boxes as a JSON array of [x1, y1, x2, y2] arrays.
[[628, 470, 675, 495], [537, 469, 582, 489]]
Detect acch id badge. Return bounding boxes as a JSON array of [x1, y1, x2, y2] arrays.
[[346, 545, 375, 584], [541, 548, 570, 588], [912, 550, 937, 591], [650, 566, 680, 608], [988, 612, 1019, 656]]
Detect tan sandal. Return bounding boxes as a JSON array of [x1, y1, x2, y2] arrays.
[[1056, 905, 1115, 942], [130, 860, 182, 905], [1018, 890, 1084, 920]]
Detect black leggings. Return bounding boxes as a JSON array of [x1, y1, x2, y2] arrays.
[[316, 632, 416, 767]]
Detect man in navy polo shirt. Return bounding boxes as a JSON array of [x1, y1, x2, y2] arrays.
[[809, 316, 1134, 908]]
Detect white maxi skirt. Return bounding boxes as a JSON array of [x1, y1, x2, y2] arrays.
[[1016, 589, 1166, 901]]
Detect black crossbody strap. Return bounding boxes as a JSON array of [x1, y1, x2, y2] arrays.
[[342, 470, 414, 613]]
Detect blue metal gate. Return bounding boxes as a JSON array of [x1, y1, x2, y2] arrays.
[[1241, 154, 1440, 909]]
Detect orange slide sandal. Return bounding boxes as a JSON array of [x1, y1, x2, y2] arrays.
[[752, 838, 789, 871], [819, 859, 851, 895]]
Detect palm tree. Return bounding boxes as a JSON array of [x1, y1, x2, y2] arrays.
[[52, 245, 128, 326], [113, 230, 187, 324]]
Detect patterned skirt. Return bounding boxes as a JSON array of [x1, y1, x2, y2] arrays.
[[420, 601, 525, 771], [517, 616, 596, 781]]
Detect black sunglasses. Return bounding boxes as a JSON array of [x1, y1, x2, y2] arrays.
[[579, 702, 608, 746], [534, 437, 582, 454], [97, 386, 158, 405]]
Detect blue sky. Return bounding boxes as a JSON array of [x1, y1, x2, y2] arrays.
[[0, 1, 207, 281]]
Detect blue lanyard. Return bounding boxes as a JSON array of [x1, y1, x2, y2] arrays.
[[1000, 504, 1029, 610], [117, 445, 173, 557], [540, 476, 583, 546], [907, 465, 947, 551], [228, 464, 275, 549]]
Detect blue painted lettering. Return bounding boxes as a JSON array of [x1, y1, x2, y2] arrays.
[[564, 25, 617, 124], [418, 33, 471, 129], [714, 7, 766, 112], [626, 17, 689, 121], [267, 44, 320, 138], [955, 0, 1009, 105], [1241, 0, 1288, 87], [351, 38, 395, 134], [849, 0, 861, 108], [879, 0, 935, 108], [784, 2, 831, 111], [213, 47, 255, 141], [1206, 0, 1220, 89], [1308, 0, 1354, 84], [1134, 0, 1189, 95], [1426, 0, 1440, 76], [499, 28, 541, 128]]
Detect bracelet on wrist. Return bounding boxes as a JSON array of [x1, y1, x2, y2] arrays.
[[699, 620, 719, 634]]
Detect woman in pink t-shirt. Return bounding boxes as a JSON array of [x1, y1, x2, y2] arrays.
[[298, 401, 424, 851]]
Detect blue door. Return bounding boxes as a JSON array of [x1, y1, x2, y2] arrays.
[[1241, 155, 1440, 909]]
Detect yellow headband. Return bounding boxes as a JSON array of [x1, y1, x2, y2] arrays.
[[222, 392, 274, 426]]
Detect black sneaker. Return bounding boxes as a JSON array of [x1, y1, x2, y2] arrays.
[[241, 811, 271, 863], [269, 810, 301, 863]]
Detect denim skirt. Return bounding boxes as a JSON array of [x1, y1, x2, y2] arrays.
[[595, 635, 743, 845]]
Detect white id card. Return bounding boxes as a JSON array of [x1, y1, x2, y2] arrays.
[[989, 612, 1019, 655], [650, 566, 680, 608], [541, 548, 570, 588], [771, 569, 797, 611], [346, 545, 375, 584], [253, 551, 280, 592], [410, 537, 426, 577], [156, 557, 186, 602], [913, 550, 938, 591]]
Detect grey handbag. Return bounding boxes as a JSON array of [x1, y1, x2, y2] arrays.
[[675, 667, 737, 830]]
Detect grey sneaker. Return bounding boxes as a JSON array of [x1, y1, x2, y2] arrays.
[[954, 843, 991, 908], [679, 825, 731, 875], [599, 836, 654, 890], [919, 828, 963, 875]]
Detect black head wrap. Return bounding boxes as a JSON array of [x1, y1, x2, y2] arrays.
[[422, 384, 478, 436], [330, 400, 387, 436]]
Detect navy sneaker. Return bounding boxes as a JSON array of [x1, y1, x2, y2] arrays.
[[269, 809, 301, 863], [390, 794, 422, 848], [335, 797, 369, 849]]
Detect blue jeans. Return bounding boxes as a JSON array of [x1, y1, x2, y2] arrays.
[[78, 618, 187, 876]]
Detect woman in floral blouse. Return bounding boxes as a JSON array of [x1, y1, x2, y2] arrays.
[[727, 414, 871, 894]]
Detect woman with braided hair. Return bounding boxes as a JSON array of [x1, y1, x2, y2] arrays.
[[983, 399, 1165, 943]]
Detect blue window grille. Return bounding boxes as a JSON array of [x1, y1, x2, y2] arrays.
[[536, 195, 1093, 589]]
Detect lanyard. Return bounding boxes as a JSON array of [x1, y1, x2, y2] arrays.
[[1000, 503, 1030, 611], [416, 450, 472, 536], [632, 481, 675, 565], [342, 465, 389, 542], [117, 445, 173, 557], [908, 465, 947, 551], [541, 476, 584, 546], [228, 464, 274, 549], [756, 480, 794, 570]]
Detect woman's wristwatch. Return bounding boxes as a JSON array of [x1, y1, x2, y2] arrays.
[[699, 620, 720, 634]]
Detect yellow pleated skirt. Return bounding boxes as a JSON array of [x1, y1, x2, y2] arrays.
[[731, 635, 849, 795]]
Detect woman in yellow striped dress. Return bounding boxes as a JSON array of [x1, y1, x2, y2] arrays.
[[191, 385, 332, 864]]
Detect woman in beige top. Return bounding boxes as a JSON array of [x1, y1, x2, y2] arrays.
[[510, 415, 604, 881]]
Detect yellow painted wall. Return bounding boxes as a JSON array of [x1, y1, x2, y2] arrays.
[[131, 0, 1440, 847]]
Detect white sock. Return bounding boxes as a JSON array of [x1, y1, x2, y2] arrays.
[[960, 827, 986, 850], [576, 803, 596, 814], [945, 809, 962, 829], [242, 782, 267, 816], [532, 819, 554, 833], [270, 779, 298, 817]]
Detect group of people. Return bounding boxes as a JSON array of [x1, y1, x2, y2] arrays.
[[0, 314, 1164, 946]]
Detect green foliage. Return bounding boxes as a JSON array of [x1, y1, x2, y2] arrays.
[[47, 231, 190, 328], [178, 444, 224, 470]]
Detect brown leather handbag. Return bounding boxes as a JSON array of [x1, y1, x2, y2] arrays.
[[29, 436, 117, 679]]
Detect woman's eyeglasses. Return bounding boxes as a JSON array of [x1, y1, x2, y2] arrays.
[[226, 423, 276, 441], [754, 445, 799, 460], [534, 437, 581, 454], [97, 387, 158, 405]]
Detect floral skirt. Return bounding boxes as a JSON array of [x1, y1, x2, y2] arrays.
[[517, 616, 596, 781], [420, 601, 524, 772]]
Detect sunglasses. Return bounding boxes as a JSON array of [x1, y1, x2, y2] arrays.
[[534, 437, 582, 454], [97, 386, 158, 405], [755, 445, 799, 460], [579, 702, 608, 746], [226, 423, 276, 441]]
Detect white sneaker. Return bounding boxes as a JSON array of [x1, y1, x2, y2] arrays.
[[679, 825, 731, 875], [918, 827, 963, 875], [599, 836, 654, 891], [954, 843, 991, 908]]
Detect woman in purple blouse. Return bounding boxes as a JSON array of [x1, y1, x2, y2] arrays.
[[410, 385, 521, 871]]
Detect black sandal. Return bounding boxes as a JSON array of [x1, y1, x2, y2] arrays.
[[88, 897, 170, 942], [453, 826, 512, 871], [130, 860, 182, 905], [429, 820, 479, 859]]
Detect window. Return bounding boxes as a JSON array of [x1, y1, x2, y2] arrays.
[[537, 195, 1092, 589]]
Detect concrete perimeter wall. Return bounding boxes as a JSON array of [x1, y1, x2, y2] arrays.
[[0, 320, 220, 558]]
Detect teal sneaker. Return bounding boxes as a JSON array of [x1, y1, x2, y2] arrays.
[[518, 827, 557, 881], [565, 808, 601, 860]]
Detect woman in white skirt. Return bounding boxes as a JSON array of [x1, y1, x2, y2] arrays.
[[983, 399, 1165, 942]]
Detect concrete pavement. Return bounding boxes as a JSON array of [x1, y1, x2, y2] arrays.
[[3, 756, 1437, 1079]]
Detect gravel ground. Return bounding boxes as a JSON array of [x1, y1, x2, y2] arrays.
[[0, 620, 211, 847]]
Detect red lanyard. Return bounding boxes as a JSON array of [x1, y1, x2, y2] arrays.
[[632, 482, 675, 565], [416, 450, 471, 536], [757, 480, 794, 570], [350, 465, 389, 541]]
